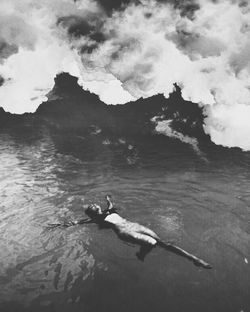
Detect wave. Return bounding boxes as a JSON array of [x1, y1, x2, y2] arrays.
[[0, 73, 210, 150], [0, 1, 250, 150]]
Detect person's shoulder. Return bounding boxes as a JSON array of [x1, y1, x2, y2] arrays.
[[109, 207, 118, 214]]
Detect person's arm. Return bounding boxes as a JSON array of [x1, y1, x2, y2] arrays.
[[64, 217, 93, 226], [47, 217, 92, 229], [74, 218, 93, 225], [106, 195, 114, 211]]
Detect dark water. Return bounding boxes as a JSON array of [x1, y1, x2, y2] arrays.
[[0, 125, 250, 312]]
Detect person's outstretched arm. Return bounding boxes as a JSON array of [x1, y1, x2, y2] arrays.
[[47, 217, 92, 229], [74, 218, 93, 225]]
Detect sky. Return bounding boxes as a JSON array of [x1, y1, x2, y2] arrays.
[[0, 0, 250, 150]]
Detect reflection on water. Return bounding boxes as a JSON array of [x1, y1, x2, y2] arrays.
[[0, 128, 250, 312], [0, 132, 96, 308]]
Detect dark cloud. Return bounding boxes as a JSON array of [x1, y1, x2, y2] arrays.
[[159, 0, 200, 19], [80, 43, 98, 54], [90, 31, 106, 43], [144, 12, 153, 19], [97, 0, 138, 13], [58, 15, 93, 37], [239, 0, 248, 7], [57, 14, 106, 45], [96, 0, 200, 19], [0, 40, 18, 60], [0, 75, 4, 87]]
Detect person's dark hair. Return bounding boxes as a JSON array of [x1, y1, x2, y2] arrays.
[[85, 204, 102, 218]]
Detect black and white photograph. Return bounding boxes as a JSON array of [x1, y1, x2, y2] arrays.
[[0, 0, 249, 311]]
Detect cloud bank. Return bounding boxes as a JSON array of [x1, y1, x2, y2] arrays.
[[0, 0, 250, 150]]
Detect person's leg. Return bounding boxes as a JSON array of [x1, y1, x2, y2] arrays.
[[134, 224, 160, 240], [136, 244, 154, 261], [132, 232, 158, 245], [158, 241, 212, 269]]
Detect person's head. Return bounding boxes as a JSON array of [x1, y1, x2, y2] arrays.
[[85, 204, 102, 218]]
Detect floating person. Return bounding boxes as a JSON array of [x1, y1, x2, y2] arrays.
[[48, 195, 212, 269]]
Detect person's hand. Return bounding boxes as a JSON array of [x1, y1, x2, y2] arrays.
[[106, 194, 112, 201], [63, 220, 76, 227]]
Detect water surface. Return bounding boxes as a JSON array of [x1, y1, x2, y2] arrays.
[[0, 127, 250, 312]]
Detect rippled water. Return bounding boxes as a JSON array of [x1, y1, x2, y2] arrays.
[[0, 127, 250, 312]]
